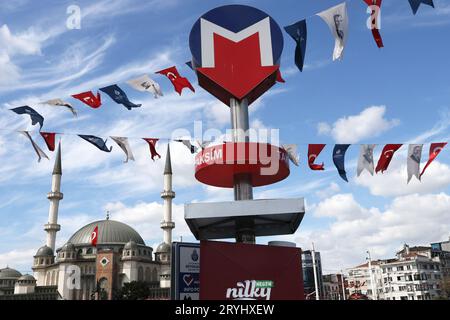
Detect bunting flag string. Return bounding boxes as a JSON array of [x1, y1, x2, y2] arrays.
[[284, 19, 307, 72], [357, 144, 376, 177], [317, 2, 349, 61], [408, 0, 435, 15], [20, 131, 49, 162], [79, 135, 112, 153], [111, 136, 135, 163], [72, 91, 102, 109], [40, 132, 57, 152], [10, 106, 44, 130], [3, 125, 448, 183], [420, 142, 447, 178], [42, 99, 78, 117], [127, 75, 163, 99], [364, 0, 384, 48], [156, 66, 195, 95], [308, 144, 326, 170], [100, 84, 142, 110], [407, 144, 423, 183], [143, 138, 161, 160], [375, 144, 403, 174]]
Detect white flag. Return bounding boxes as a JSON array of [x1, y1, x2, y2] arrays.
[[357, 144, 376, 176], [196, 140, 212, 150], [20, 131, 49, 162], [177, 139, 198, 154], [282, 144, 300, 166], [127, 75, 163, 98], [43, 99, 77, 116], [317, 2, 348, 61], [407, 144, 423, 183], [111, 136, 135, 163]]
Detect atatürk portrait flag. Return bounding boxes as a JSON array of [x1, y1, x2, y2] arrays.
[[100, 84, 142, 110], [284, 19, 307, 72], [308, 144, 326, 170], [407, 144, 423, 183], [357, 144, 376, 176], [375, 144, 402, 173], [420, 142, 447, 178], [156, 66, 195, 95], [332, 144, 350, 182]]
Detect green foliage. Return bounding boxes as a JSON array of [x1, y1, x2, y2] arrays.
[[115, 281, 150, 300]]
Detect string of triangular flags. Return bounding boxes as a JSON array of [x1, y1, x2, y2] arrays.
[[6, 1, 436, 120], [7, 119, 447, 183], [284, 0, 435, 71]]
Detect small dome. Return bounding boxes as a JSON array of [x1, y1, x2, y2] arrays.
[[124, 240, 137, 250], [61, 242, 75, 251], [35, 245, 54, 257], [0, 267, 22, 279], [156, 242, 171, 253], [18, 274, 36, 282]]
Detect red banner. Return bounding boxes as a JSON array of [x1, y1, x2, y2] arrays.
[[200, 240, 304, 300]]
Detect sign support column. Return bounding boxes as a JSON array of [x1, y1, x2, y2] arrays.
[[230, 98, 255, 244]]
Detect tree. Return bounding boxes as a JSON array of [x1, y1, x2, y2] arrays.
[[115, 281, 150, 300]]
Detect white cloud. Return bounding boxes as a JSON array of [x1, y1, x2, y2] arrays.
[[0, 249, 35, 273], [294, 192, 450, 272], [315, 182, 341, 199], [317, 106, 400, 143], [355, 160, 450, 197]]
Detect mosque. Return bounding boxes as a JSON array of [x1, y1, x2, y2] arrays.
[[0, 143, 176, 300]]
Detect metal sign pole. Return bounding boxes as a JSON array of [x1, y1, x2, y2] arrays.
[[230, 98, 255, 244]]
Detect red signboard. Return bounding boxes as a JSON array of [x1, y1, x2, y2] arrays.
[[195, 142, 290, 188], [200, 241, 304, 300]]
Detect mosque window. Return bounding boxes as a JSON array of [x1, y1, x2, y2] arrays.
[[86, 248, 93, 255], [40, 258, 44, 264]]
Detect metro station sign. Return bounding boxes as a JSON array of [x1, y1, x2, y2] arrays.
[[189, 5, 284, 106]]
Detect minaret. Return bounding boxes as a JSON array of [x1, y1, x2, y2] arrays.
[[44, 142, 63, 251], [160, 144, 175, 244]]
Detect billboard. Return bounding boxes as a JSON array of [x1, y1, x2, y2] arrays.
[[171, 242, 200, 300], [200, 240, 304, 300]]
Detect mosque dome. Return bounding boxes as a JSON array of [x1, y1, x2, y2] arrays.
[[68, 220, 145, 246], [18, 274, 36, 282], [0, 267, 22, 279], [156, 242, 171, 253], [35, 245, 54, 257], [61, 242, 75, 251]]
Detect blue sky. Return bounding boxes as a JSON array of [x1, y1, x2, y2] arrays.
[[0, 0, 449, 275]]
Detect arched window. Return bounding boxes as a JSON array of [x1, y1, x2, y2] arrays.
[[145, 267, 151, 282], [138, 266, 144, 282], [132, 251, 135, 256], [40, 258, 44, 264], [46, 272, 51, 285], [86, 248, 93, 254], [152, 268, 158, 282], [51, 270, 56, 285]]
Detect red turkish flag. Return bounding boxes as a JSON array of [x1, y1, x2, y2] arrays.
[[308, 144, 326, 170], [364, 0, 384, 48], [276, 69, 285, 83], [375, 144, 402, 173], [156, 66, 195, 95], [72, 91, 102, 108], [420, 142, 447, 178], [40, 132, 56, 152], [90, 225, 98, 247], [143, 138, 161, 160]]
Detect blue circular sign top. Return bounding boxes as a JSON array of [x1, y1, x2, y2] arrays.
[[189, 5, 284, 68]]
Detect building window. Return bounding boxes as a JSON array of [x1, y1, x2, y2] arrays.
[[86, 248, 93, 254]]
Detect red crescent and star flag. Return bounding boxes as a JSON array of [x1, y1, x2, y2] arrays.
[[72, 91, 102, 109], [90, 225, 98, 247], [420, 142, 447, 178], [364, 0, 384, 48], [375, 144, 403, 174], [40, 132, 56, 152], [143, 138, 161, 160], [308, 144, 326, 170], [156, 66, 195, 95]]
